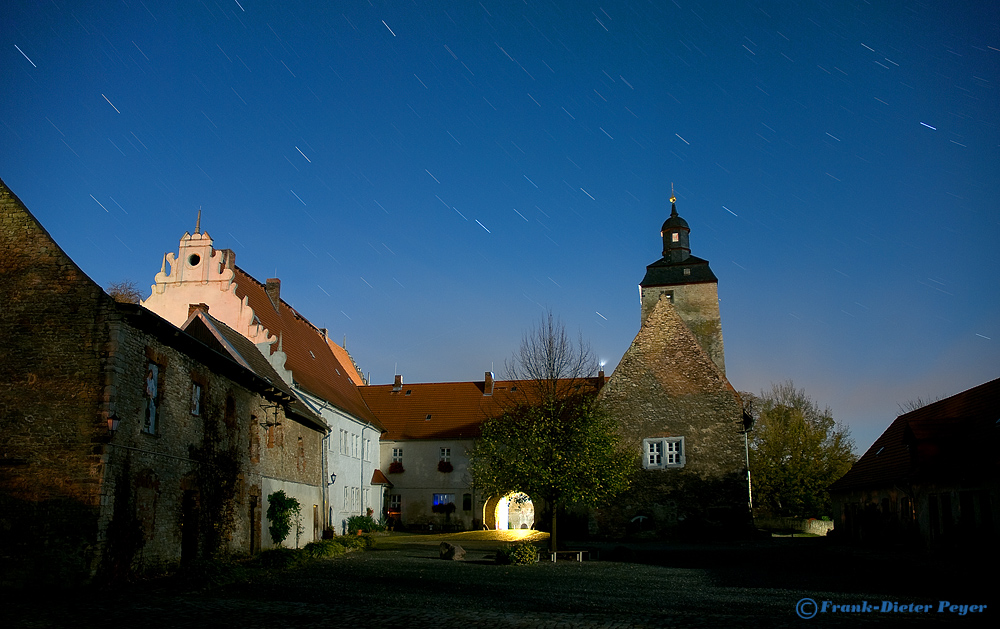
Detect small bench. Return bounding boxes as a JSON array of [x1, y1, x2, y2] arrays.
[[547, 550, 588, 562]]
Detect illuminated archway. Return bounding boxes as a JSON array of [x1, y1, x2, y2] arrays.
[[483, 492, 535, 530]]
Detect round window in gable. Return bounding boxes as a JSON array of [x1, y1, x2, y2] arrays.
[[188, 253, 201, 267]]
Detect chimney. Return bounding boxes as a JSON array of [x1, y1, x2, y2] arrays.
[[265, 278, 281, 311], [219, 248, 236, 270], [392, 374, 402, 392], [484, 371, 495, 396], [188, 303, 210, 318], [596, 368, 606, 391]]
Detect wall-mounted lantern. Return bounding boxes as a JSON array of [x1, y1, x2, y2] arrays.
[[107, 411, 120, 435]]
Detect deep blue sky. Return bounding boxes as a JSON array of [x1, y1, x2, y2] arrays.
[[3, 1, 998, 452]]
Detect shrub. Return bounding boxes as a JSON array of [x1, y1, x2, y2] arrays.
[[495, 541, 538, 565], [332, 533, 376, 550], [304, 540, 346, 559], [388, 461, 404, 474], [266, 491, 301, 545], [431, 502, 456, 515], [346, 514, 385, 533]]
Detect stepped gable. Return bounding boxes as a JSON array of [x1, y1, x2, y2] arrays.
[[231, 266, 382, 430], [326, 337, 366, 386], [181, 310, 328, 432], [829, 378, 1000, 492], [361, 378, 604, 441]]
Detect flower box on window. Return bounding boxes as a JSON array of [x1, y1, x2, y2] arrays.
[[437, 460, 454, 473], [388, 461, 405, 474]]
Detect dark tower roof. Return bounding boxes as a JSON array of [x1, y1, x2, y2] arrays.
[[640, 190, 717, 288], [661, 203, 689, 232]]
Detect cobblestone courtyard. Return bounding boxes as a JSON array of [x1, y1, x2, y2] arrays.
[[5, 532, 992, 628]]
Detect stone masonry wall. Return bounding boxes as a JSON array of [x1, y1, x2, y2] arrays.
[[641, 281, 725, 375], [0, 180, 111, 585], [598, 295, 746, 537]]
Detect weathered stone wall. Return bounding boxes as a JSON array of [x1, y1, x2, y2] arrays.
[[598, 296, 746, 537], [641, 281, 725, 375], [0, 180, 111, 585], [256, 407, 325, 548], [0, 179, 325, 582], [99, 312, 270, 572]]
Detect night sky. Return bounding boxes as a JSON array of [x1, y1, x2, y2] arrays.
[[3, 1, 998, 452]]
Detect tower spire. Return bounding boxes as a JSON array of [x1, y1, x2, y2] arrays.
[[669, 183, 678, 216], [195, 207, 202, 234]]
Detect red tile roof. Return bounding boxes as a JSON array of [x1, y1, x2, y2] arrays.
[[359, 378, 605, 441], [182, 311, 328, 432], [371, 468, 393, 487], [829, 378, 1000, 492], [232, 267, 382, 430]]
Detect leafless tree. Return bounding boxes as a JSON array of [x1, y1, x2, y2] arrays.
[[107, 280, 142, 304], [897, 396, 942, 414], [503, 311, 598, 403]]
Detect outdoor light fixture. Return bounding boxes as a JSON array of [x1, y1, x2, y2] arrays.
[[330, 472, 337, 484], [107, 412, 120, 434]]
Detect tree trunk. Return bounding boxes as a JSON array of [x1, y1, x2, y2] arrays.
[[550, 501, 557, 552]]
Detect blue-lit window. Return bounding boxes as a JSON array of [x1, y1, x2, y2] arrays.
[[433, 493, 454, 506]]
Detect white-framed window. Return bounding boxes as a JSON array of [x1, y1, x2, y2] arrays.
[[343, 486, 349, 509], [440, 447, 451, 462], [671, 232, 679, 242], [389, 494, 401, 511], [363, 488, 370, 511], [642, 437, 685, 470], [392, 447, 403, 463], [363, 438, 371, 461]]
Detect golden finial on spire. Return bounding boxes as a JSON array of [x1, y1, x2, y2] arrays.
[[670, 182, 676, 204], [195, 207, 202, 234]]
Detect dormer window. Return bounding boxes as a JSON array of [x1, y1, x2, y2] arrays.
[[683, 268, 691, 276]]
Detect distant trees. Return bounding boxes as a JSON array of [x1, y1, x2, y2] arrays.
[[470, 312, 631, 551], [107, 280, 142, 304], [745, 381, 856, 518]]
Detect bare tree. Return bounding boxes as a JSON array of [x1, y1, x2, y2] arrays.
[[107, 280, 142, 304], [473, 312, 627, 551], [503, 310, 598, 403], [896, 396, 942, 414]]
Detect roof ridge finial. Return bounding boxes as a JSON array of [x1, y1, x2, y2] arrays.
[[195, 207, 202, 234], [669, 183, 678, 216]]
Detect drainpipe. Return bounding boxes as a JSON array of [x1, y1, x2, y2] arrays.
[[360, 423, 365, 519]]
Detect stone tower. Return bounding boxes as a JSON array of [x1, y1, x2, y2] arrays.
[[639, 190, 725, 374]]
